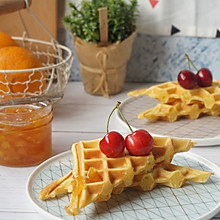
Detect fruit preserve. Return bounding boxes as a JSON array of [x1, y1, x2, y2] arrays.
[[0, 102, 53, 167]]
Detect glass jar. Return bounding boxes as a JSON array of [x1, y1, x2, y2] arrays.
[[0, 101, 53, 167]]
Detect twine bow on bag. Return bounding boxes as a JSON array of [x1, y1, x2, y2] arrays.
[[76, 48, 111, 98], [81, 46, 128, 98], [93, 49, 109, 97]]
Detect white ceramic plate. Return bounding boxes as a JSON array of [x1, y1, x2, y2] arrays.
[[26, 150, 220, 220], [115, 97, 220, 146]]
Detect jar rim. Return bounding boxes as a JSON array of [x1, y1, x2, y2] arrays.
[[0, 101, 53, 126]]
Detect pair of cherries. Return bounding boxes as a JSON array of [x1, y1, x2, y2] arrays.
[[99, 102, 153, 158], [178, 54, 213, 89]]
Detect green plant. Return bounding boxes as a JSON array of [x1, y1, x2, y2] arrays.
[[63, 0, 138, 43]]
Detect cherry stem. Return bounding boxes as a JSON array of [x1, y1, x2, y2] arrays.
[[106, 102, 119, 134], [116, 102, 134, 133], [106, 101, 134, 134], [185, 54, 198, 72]]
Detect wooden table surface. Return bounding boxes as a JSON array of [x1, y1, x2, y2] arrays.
[[0, 82, 220, 220]]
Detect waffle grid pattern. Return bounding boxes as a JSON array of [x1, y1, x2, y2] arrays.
[[68, 141, 156, 212], [30, 151, 220, 220], [119, 96, 220, 140]]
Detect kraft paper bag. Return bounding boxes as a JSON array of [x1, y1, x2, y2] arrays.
[[73, 31, 136, 97]]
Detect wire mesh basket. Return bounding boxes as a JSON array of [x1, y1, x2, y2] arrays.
[[0, 0, 73, 105], [0, 37, 73, 104]]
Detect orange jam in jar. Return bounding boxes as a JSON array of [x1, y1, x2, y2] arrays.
[[0, 102, 53, 167]]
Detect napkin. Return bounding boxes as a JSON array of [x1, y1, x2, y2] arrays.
[[136, 0, 220, 37]]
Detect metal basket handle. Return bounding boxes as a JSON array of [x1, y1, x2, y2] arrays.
[[0, 0, 58, 46], [0, 0, 32, 15], [0, 0, 70, 105]]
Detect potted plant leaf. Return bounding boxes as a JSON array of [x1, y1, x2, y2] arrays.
[[63, 0, 138, 97]]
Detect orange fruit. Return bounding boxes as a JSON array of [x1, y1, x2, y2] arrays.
[[0, 46, 46, 95], [0, 32, 18, 49]]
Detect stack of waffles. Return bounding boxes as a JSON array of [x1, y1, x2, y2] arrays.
[[39, 137, 213, 215], [128, 81, 220, 122]]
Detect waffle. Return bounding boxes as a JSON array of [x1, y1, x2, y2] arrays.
[[138, 101, 220, 122], [113, 136, 195, 194], [39, 137, 195, 215], [152, 136, 194, 163], [39, 139, 155, 215], [127, 81, 220, 109], [66, 139, 157, 215], [39, 170, 73, 200], [132, 161, 213, 191]]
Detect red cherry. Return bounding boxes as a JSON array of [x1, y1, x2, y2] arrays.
[[99, 131, 125, 157], [125, 129, 153, 156], [196, 68, 213, 87], [177, 69, 197, 89]]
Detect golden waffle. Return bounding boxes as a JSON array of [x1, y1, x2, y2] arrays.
[[113, 136, 195, 194], [39, 171, 73, 200], [39, 139, 155, 215], [128, 81, 220, 109], [138, 101, 220, 122], [39, 137, 195, 215], [132, 161, 213, 191], [152, 136, 194, 163], [66, 139, 157, 215]]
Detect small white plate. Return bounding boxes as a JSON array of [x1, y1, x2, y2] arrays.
[[26, 150, 220, 220], [115, 97, 220, 146]]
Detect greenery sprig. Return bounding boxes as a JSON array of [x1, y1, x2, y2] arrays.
[[63, 0, 138, 43]]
